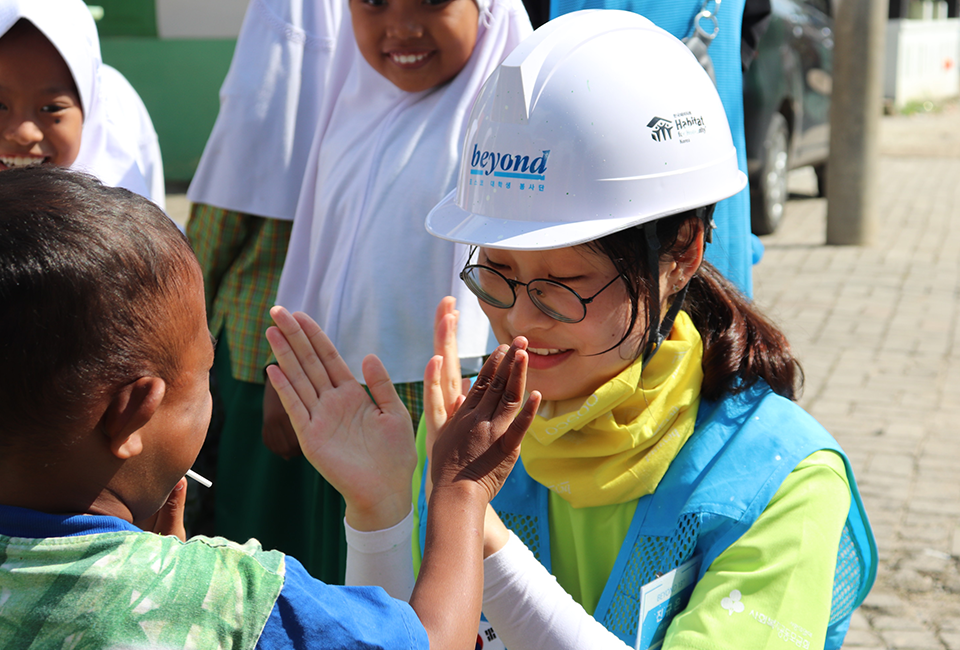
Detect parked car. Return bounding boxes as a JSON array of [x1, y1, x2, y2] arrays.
[[743, 0, 834, 234]]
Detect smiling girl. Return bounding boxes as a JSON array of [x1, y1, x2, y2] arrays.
[[0, 0, 165, 206]]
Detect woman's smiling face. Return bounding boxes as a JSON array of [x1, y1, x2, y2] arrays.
[[350, 0, 479, 93], [475, 246, 643, 402]]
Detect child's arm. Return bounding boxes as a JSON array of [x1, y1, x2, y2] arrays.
[[267, 306, 540, 649], [413, 337, 540, 650]]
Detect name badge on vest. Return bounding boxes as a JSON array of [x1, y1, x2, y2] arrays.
[[636, 555, 702, 650]]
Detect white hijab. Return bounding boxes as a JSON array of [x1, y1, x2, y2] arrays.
[[276, 0, 532, 382], [0, 0, 163, 206], [187, 0, 344, 220]]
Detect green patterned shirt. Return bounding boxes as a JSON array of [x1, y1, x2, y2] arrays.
[[0, 529, 285, 649]]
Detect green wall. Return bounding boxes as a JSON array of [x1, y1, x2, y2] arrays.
[[100, 38, 235, 183], [92, 0, 158, 37]]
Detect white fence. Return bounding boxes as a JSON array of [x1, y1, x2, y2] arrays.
[[885, 18, 960, 107]]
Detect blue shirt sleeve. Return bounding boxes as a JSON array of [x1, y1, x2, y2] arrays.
[[256, 556, 429, 650]]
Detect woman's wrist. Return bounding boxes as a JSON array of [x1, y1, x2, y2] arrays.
[[483, 503, 510, 558], [344, 489, 413, 532]]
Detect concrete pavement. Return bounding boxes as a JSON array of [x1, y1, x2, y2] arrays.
[[753, 102, 960, 650]]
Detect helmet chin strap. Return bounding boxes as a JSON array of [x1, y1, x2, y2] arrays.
[[641, 221, 692, 371]]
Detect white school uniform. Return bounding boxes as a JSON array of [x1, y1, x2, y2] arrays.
[[276, 0, 533, 383], [187, 0, 344, 221]]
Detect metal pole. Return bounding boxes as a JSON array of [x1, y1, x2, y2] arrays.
[[825, 0, 887, 245]]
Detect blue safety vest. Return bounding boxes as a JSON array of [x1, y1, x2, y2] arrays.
[[418, 383, 877, 650]]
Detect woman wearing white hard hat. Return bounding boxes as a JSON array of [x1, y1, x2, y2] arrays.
[[260, 9, 876, 650], [408, 10, 877, 650]]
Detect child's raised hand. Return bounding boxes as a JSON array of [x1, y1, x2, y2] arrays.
[[429, 337, 541, 503], [266, 306, 417, 531]]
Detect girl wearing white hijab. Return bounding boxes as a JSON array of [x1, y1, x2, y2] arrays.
[[0, 0, 164, 207], [273, 0, 532, 416], [184, 0, 348, 583], [192, 0, 531, 583]]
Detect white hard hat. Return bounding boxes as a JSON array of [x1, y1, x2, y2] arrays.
[[426, 9, 748, 250]]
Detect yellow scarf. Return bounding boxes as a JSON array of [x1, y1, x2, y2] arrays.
[[521, 311, 704, 508]]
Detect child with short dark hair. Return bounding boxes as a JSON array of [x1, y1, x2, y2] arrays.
[[0, 165, 539, 650]]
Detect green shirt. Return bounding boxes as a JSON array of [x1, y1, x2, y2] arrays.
[[0, 529, 285, 649]]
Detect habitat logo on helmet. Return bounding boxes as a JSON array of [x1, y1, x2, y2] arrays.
[[468, 145, 550, 192], [426, 9, 747, 251], [648, 113, 708, 143]]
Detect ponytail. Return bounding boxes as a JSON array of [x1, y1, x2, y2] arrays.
[[684, 261, 803, 401]]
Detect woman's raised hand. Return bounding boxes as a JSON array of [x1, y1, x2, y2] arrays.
[[423, 297, 471, 495], [265, 306, 416, 531]]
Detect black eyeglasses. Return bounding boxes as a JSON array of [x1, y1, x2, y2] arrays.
[[459, 263, 623, 323]]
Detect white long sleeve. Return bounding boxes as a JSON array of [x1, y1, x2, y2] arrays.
[[343, 509, 415, 601], [482, 532, 632, 650]]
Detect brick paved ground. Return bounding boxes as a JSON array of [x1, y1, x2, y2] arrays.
[[753, 103, 960, 650]]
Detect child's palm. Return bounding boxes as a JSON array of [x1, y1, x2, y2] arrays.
[[305, 357, 414, 491], [266, 307, 416, 528]]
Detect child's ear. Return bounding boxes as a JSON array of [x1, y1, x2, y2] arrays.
[[101, 377, 167, 459]]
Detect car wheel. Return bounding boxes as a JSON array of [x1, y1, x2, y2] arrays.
[[751, 113, 790, 235], [814, 163, 827, 198]]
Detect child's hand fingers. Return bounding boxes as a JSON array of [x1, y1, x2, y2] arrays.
[[477, 338, 527, 418], [153, 478, 187, 541], [361, 354, 408, 422], [491, 339, 529, 423], [500, 390, 541, 456], [292, 311, 356, 388], [266, 325, 322, 410], [460, 345, 508, 411], [265, 363, 312, 435]]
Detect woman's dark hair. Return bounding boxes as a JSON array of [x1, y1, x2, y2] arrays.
[[0, 167, 198, 446], [586, 209, 802, 401]]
